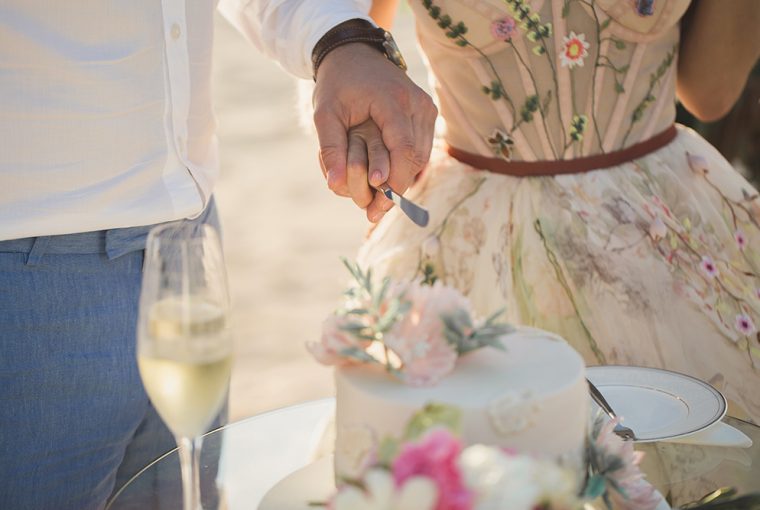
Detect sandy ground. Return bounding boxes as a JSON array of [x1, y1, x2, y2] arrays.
[[211, 8, 429, 421]]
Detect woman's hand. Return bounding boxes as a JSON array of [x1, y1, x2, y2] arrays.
[[342, 120, 395, 223]]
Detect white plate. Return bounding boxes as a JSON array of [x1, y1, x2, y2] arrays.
[[586, 366, 727, 442]]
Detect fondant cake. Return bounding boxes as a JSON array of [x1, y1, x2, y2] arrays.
[[334, 328, 588, 480], [259, 265, 663, 510]]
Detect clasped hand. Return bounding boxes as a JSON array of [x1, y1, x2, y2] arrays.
[[313, 43, 437, 223]]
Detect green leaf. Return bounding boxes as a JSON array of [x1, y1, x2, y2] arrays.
[[561, 0, 570, 18], [614, 82, 625, 93], [375, 297, 402, 332], [583, 474, 608, 500], [339, 346, 377, 363], [403, 403, 462, 440], [376, 437, 400, 466], [437, 14, 452, 29], [339, 321, 369, 333], [372, 277, 391, 311], [614, 38, 626, 50], [600, 18, 611, 31]]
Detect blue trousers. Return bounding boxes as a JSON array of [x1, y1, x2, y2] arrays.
[[0, 201, 224, 509]]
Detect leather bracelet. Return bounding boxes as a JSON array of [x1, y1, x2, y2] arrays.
[[311, 19, 408, 80]]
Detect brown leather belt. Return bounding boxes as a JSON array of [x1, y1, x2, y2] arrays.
[[446, 124, 677, 177]]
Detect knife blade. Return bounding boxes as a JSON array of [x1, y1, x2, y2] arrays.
[[377, 183, 429, 227]]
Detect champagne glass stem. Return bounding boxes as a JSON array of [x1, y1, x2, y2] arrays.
[[177, 435, 203, 510]]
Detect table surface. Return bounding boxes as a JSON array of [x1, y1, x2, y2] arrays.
[[107, 398, 760, 510]]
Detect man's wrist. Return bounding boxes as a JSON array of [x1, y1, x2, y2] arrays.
[[311, 18, 407, 80]]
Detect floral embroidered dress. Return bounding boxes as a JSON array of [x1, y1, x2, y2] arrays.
[[358, 0, 760, 421]]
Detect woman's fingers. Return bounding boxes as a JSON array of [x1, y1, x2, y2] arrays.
[[363, 124, 394, 223], [346, 129, 373, 209]]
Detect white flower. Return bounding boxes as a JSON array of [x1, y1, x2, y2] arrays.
[[332, 469, 438, 510], [559, 31, 590, 68], [335, 425, 377, 480], [459, 445, 580, 510]]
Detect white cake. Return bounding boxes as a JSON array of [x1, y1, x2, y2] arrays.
[[334, 328, 588, 480], [259, 328, 589, 509]]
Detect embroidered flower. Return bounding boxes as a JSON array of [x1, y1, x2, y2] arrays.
[[487, 129, 515, 161], [735, 314, 756, 336], [648, 216, 667, 241], [686, 152, 709, 175], [700, 256, 719, 280], [569, 114, 588, 142], [490, 17, 517, 41], [634, 0, 655, 17], [559, 31, 590, 68], [735, 229, 747, 250]]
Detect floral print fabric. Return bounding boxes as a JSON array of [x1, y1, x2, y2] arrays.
[[359, 127, 760, 422], [359, 0, 760, 422]]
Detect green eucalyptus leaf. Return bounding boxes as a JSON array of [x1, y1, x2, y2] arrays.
[[404, 403, 462, 440], [376, 437, 400, 466], [583, 474, 608, 500], [339, 346, 377, 363]]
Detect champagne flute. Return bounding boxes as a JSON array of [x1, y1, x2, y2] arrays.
[[137, 222, 233, 510]]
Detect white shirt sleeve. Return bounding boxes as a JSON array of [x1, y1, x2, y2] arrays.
[[217, 0, 374, 79]]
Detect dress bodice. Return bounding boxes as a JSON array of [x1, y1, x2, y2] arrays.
[[408, 0, 691, 161]]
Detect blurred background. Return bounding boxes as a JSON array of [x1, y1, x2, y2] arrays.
[[212, 6, 760, 421]]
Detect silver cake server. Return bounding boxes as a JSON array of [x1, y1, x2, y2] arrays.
[[587, 378, 637, 441], [377, 183, 429, 227]]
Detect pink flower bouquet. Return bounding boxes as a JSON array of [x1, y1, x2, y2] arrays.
[[307, 260, 513, 386]]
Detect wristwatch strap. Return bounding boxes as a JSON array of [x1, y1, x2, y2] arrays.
[[311, 19, 408, 80]]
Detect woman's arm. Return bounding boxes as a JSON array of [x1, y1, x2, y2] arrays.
[[370, 0, 400, 29], [677, 0, 760, 122]]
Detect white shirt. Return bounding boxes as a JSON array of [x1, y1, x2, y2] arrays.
[[0, 0, 371, 241]]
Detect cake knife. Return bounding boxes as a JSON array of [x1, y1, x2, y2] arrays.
[[587, 378, 637, 441], [376, 183, 429, 227]]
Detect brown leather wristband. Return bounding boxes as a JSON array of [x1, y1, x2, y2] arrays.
[[311, 19, 407, 80]]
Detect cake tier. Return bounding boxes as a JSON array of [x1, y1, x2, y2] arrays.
[[334, 328, 588, 479]]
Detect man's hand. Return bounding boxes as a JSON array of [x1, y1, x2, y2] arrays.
[[313, 42, 437, 223]]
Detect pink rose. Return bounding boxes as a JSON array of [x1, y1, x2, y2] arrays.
[[307, 315, 363, 366], [596, 419, 661, 510], [383, 281, 469, 386], [392, 429, 473, 510]]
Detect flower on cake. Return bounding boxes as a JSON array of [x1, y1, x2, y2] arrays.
[[459, 445, 579, 510], [308, 260, 513, 386], [585, 417, 661, 510], [327, 405, 663, 510], [392, 429, 473, 510], [331, 469, 438, 510], [307, 315, 364, 366]]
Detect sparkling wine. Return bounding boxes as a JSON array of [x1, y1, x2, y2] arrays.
[[138, 298, 233, 438]]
